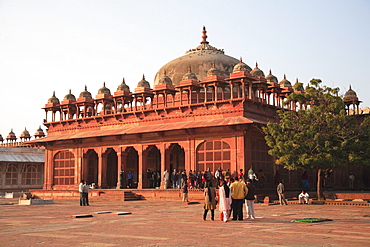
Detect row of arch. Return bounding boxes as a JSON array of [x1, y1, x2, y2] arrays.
[[52, 140, 237, 189]]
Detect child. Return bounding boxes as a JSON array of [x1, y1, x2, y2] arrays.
[[182, 181, 189, 202]]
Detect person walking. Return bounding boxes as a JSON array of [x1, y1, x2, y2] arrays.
[[230, 176, 248, 220], [349, 172, 355, 189], [203, 182, 217, 221], [218, 180, 232, 222], [79, 180, 85, 206], [277, 180, 288, 205], [245, 179, 256, 219], [301, 171, 309, 189]]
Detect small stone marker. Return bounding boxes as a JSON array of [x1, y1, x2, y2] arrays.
[[69, 214, 93, 218], [111, 212, 132, 215], [94, 211, 112, 214]]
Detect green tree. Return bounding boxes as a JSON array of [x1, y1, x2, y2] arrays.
[[263, 79, 370, 200]]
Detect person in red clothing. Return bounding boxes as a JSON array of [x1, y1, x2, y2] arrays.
[[237, 169, 244, 181]]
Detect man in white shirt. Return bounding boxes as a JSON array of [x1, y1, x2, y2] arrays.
[[78, 180, 85, 206], [298, 190, 309, 204]]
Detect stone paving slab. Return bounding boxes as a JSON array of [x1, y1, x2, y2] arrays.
[[0, 198, 370, 246]]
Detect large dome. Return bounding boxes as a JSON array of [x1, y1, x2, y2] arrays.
[[154, 27, 242, 86]]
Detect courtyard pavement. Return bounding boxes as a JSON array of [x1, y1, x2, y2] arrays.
[[0, 198, 370, 247]]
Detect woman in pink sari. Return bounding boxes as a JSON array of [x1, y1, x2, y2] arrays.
[[218, 180, 232, 222]]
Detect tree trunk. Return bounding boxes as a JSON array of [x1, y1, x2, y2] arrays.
[[317, 169, 325, 200]]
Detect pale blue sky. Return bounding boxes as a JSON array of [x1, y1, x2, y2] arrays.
[[0, 0, 369, 138]]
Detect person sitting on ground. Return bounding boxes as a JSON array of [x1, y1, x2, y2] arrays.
[[298, 190, 309, 204]]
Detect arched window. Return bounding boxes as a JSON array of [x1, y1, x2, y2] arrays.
[[196, 140, 231, 172], [22, 165, 41, 185], [5, 164, 18, 185], [54, 151, 75, 185]]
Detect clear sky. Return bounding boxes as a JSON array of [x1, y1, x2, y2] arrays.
[[0, 0, 369, 139]]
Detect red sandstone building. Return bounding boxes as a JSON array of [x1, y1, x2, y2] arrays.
[[27, 27, 368, 191]]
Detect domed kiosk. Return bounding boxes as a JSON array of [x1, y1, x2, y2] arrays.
[[154, 26, 244, 86]]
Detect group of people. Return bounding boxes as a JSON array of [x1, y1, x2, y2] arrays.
[[165, 167, 265, 191], [78, 180, 90, 206], [201, 176, 257, 222]]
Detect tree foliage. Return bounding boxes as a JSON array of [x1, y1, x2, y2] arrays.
[[263, 79, 370, 199]]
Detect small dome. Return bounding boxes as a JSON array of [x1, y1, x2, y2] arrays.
[[98, 82, 111, 95], [293, 78, 304, 92], [265, 69, 278, 83], [232, 58, 252, 73], [64, 89, 76, 101], [47, 91, 60, 104], [117, 78, 130, 92], [207, 63, 222, 77], [344, 85, 359, 101], [7, 129, 16, 140], [182, 66, 198, 81], [158, 71, 173, 85], [279, 74, 292, 88], [250, 62, 265, 77], [137, 75, 150, 88], [20, 128, 31, 139], [35, 126, 45, 138], [79, 85, 92, 98]]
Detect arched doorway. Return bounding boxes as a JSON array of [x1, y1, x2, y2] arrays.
[[106, 148, 118, 188], [125, 147, 138, 188], [86, 149, 98, 186], [145, 145, 161, 188], [168, 143, 185, 173]]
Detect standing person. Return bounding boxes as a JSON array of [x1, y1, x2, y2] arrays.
[[218, 180, 232, 222], [230, 176, 248, 220], [349, 172, 355, 188], [205, 168, 212, 183], [237, 169, 244, 181], [156, 170, 161, 187], [298, 190, 309, 204], [79, 180, 85, 206], [189, 170, 195, 188], [245, 179, 256, 219], [203, 182, 217, 221], [171, 169, 178, 189], [247, 166, 255, 181], [215, 167, 223, 184], [152, 171, 157, 188], [224, 168, 231, 180], [83, 180, 90, 206], [127, 170, 134, 188], [147, 169, 152, 188], [301, 171, 309, 189], [163, 169, 170, 189], [277, 180, 288, 205], [182, 180, 189, 202]]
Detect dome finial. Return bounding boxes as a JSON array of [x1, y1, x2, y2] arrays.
[[240, 57, 243, 63], [142, 74, 145, 80], [284, 74, 286, 80], [84, 85, 87, 91], [255, 62, 258, 68], [188, 66, 192, 73], [103, 82, 106, 87], [349, 84, 352, 90], [201, 26, 209, 45], [269, 69, 272, 75], [122, 77, 125, 84]]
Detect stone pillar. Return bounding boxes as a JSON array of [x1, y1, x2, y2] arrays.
[[116, 147, 122, 189], [160, 143, 166, 189], [137, 146, 143, 189], [44, 149, 54, 190]]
